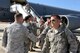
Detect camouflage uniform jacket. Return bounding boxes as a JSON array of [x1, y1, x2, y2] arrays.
[[2, 22, 37, 53], [42, 25, 79, 53]]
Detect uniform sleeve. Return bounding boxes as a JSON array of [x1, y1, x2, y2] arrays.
[[65, 28, 79, 53], [38, 27, 49, 39], [2, 28, 8, 47], [24, 27, 38, 43], [42, 33, 50, 53], [33, 22, 40, 29]]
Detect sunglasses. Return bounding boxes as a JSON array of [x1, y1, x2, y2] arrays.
[[51, 19, 56, 24], [52, 20, 56, 21]]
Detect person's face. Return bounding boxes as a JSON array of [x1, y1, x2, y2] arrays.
[[19, 16, 24, 23], [29, 17, 33, 21], [51, 16, 61, 28]]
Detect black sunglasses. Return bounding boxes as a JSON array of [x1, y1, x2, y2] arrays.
[[51, 19, 56, 23], [52, 20, 56, 21]]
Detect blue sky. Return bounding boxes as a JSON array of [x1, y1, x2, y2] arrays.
[[28, 0, 80, 12]]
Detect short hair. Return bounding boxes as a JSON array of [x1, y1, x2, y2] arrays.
[[24, 15, 32, 21], [14, 13, 23, 19], [51, 15, 61, 20]]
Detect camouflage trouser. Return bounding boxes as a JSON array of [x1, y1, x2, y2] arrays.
[[39, 39, 44, 49], [39, 35, 46, 49], [41, 47, 50, 53], [30, 41, 36, 50], [24, 42, 31, 53]]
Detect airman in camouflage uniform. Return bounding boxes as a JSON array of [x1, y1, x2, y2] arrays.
[[2, 13, 37, 53], [23, 15, 39, 51], [38, 18, 51, 49], [42, 15, 79, 53]]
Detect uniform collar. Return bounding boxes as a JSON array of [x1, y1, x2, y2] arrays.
[[14, 22, 23, 25], [51, 24, 65, 34]]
